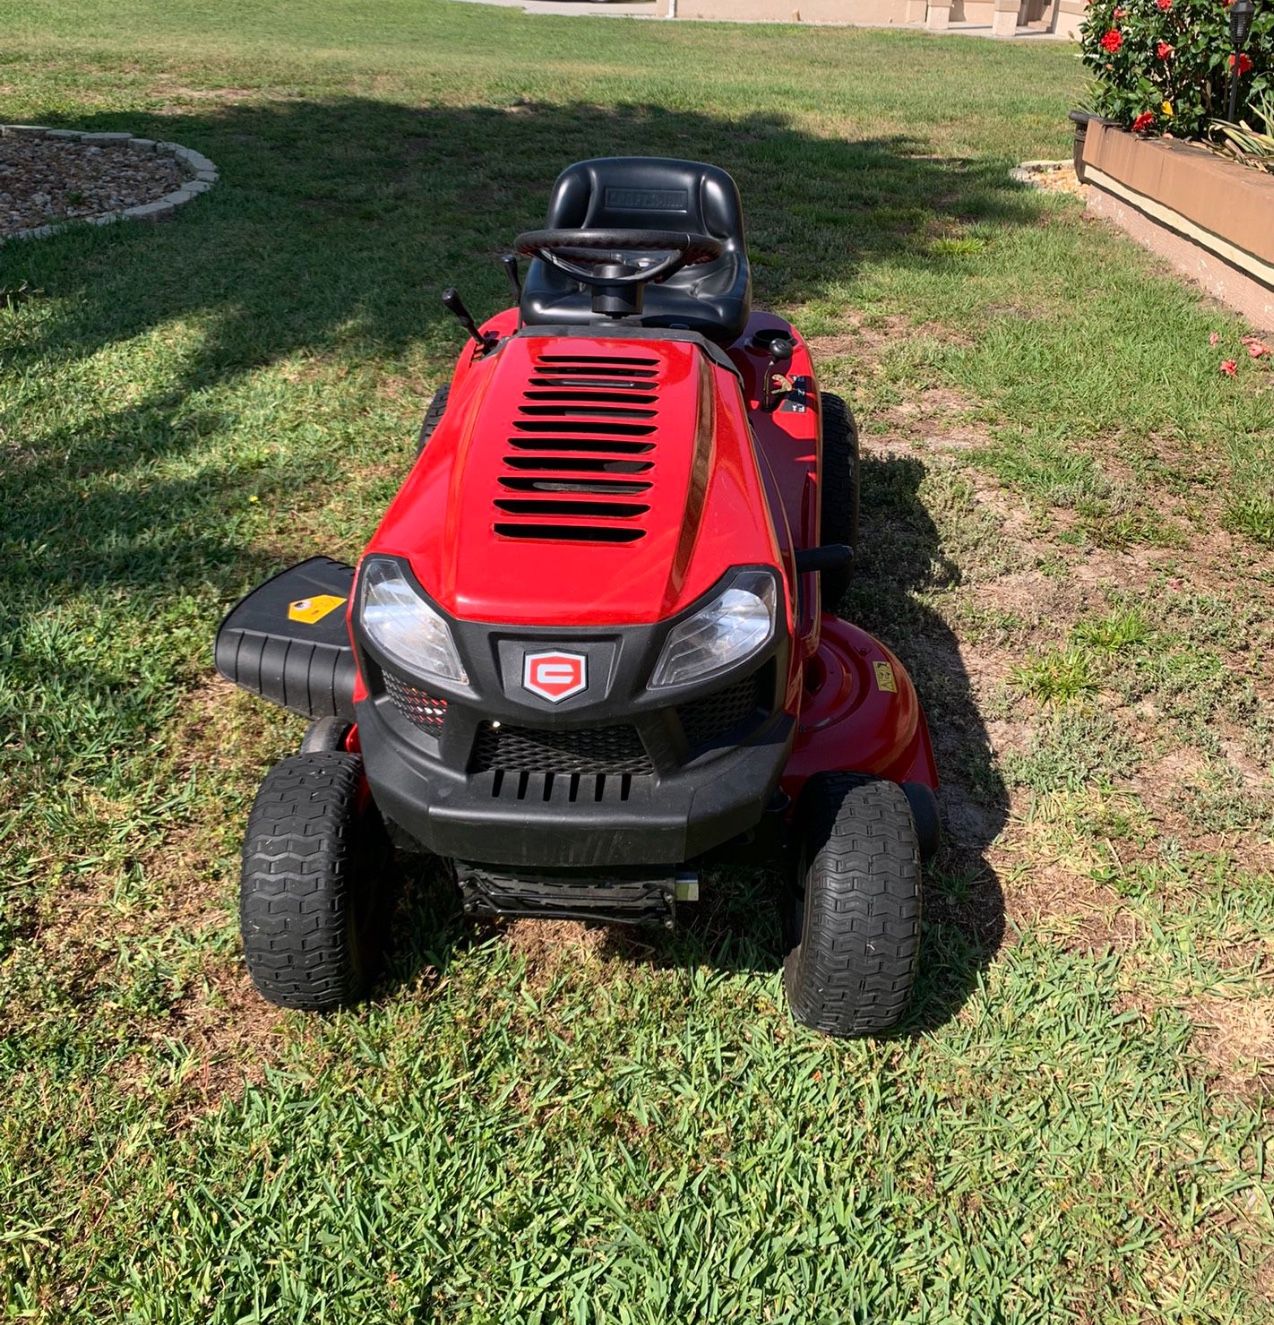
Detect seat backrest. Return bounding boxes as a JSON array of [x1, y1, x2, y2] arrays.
[[544, 157, 746, 252]]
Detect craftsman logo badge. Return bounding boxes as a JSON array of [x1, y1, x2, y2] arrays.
[[604, 186, 688, 212], [523, 651, 587, 702], [288, 594, 346, 624]]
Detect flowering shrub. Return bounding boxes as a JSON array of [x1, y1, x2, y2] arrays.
[[1080, 0, 1274, 138]]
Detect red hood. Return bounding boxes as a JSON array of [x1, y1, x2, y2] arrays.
[[365, 334, 783, 627]]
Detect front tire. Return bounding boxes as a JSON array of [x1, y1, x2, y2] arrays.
[[782, 774, 922, 1037], [240, 752, 389, 1011]]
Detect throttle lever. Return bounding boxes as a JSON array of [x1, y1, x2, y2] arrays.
[[442, 288, 497, 352]]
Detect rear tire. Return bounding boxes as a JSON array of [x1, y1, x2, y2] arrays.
[[819, 392, 860, 612], [782, 774, 922, 1037], [416, 383, 450, 455], [240, 752, 389, 1011]]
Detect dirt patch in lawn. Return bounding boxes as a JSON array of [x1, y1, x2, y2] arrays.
[[500, 918, 610, 982], [1007, 866, 1138, 953], [807, 316, 972, 366], [1187, 995, 1274, 1096], [147, 957, 284, 1127]]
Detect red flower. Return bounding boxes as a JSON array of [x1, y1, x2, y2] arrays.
[[1228, 52, 1254, 75], [1132, 111, 1156, 132], [1242, 336, 1270, 358], [1155, 0, 1171, 10], [1209, 331, 1220, 346], [1100, 28, 1123, 52], [1156, 40, 1174, 59], [1220, 359, 1238, 376], [1113, 5, 1125, 14]]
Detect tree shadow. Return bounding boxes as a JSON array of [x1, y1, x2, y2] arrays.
[[4, 94, 1040, 595], [7, 95, 1017, 1028]]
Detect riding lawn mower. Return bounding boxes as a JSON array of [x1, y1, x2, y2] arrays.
[[215, 157, 939, 1037]]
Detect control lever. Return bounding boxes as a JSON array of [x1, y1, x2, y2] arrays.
[[442, 288, 497, 351], [501, 254, 522, 302]]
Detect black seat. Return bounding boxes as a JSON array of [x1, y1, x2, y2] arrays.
[[520, 157, 752, 345]]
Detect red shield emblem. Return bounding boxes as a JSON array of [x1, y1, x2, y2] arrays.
[[523, 651, 587, 702]]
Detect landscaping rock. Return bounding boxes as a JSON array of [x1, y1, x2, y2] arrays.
[[0, 131, 218, 239]]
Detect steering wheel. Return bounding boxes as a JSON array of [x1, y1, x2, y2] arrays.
[[514, 228, 724, 288]]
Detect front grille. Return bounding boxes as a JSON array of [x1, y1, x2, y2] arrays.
[[383, 670, 448, 732], [677, 671, 768, 750], [494, 354, 662, 544], [473, 722, 653, 775]]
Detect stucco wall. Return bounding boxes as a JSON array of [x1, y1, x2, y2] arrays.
[[670, 0, 1081, 30], [674, 0, 912, 21]]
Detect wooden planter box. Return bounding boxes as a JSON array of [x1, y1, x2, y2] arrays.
[[1080, 120, 1274, 330]]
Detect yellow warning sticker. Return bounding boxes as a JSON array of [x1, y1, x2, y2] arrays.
[[874, 660, 897, 693], [288, 594, 346, 624]]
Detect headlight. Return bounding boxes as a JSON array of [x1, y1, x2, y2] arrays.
[[358, 557, 468, 685], [649, 571, 777, 689]]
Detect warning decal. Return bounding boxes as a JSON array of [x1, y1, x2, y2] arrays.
[[287, 594, 346, 624]]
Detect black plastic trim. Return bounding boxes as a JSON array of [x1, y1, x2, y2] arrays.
[[213, 558, 357, 720], [349, 556, 794, 866]]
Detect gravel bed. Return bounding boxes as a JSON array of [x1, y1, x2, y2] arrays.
[[0, 137, 186, 236], [1011, 159, 1088, 197]]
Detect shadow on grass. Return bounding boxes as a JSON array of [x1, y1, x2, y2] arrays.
[[4, 95, 1039, 596], [6, 96, 1016, 1032]]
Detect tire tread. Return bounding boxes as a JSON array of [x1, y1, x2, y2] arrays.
[[416, 383, 450, 455], [240, 752, 376, 1011], [819, 392, 860, 611], [784, 773, 922, 1036]]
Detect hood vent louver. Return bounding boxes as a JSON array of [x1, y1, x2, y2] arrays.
[[496, 354, 664, 544]]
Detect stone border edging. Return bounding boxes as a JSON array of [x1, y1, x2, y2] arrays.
[[0, 124, 218, 242]]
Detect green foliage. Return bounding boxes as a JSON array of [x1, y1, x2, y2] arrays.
[[1010, 646, 1101, 704], [1071, 607, 1150, 652], [1080, 0, 1274, 137]]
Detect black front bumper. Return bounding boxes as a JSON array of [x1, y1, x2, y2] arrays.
[[213, 556, 796, 869], [359, 692, 793, 867]]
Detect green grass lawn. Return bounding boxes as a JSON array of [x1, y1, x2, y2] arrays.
[[2, 1, 1273, 1320]]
